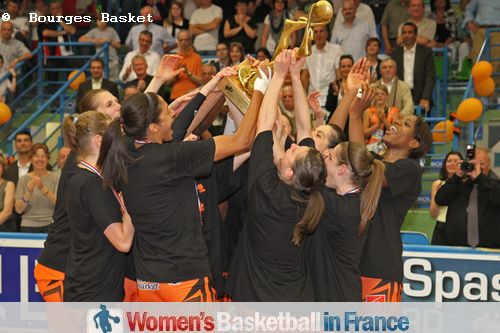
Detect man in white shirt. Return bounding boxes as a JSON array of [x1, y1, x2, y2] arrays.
[[332, 0, 377, 40], [120, 30, 161, 83], [189, 0, 223, 52], [396, 0, 436, 47], [125, 5, 176, 55], [331, 0, 378, 61], [375, 58, 414, 116], [393, 22, 435, 113], [301, 24, 343, 107]]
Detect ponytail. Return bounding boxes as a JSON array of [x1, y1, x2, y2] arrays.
[[359, 159, 385, 234], [290, 148, 326, 245], [97, 118, 131, 189], [62, 114, 78, 151]]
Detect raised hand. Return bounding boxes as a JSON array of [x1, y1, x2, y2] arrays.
[[155, 54, 184, 82], [289, 48, 306, 77], [273, 49, 292, 77], [349, 81, 375, 118], [307, 91, 321, 112], [346, 57, 370, 93]]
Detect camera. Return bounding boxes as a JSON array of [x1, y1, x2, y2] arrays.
[[460, 144, 476, 172]]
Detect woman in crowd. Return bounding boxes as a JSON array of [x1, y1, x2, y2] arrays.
[[363, 84, 400, 155], [98, 58, 264, 302], [163, 1, 189, 40], [430, 151, 463, 245], [325, 55, 354, 115], [261, 0, 292, 54], [365, 38, 382, 83], [255, 47, 272, 61], [15, 144, 59, 233], [223, 0, 257, 54], [229, 42, 245, 66], [62, 111, 134, 301], [226, 49, 326, 301], [0, 157, 15, 232]]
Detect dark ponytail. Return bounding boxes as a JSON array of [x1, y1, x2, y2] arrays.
[[290, 148, 326, 245], [98, 92, 163, 189]]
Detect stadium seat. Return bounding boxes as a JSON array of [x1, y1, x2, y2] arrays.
[[400, 231, 429, 245]]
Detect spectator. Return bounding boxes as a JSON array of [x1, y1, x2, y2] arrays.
[[397, 0, 436, 47], [279, 84, 295, 122], [125, 5, 177, 55], [223, 0, 258, 54], [261, 0, 292, 54], [28, 0, 48, 50], [211, 42, 231, 71], [332, 0, 377, 41], [375, 58, 414, 116], [301, 24, 343, 108], [393, 22, 435, 113], [430, 151, 463, 245], [201, 63, 217, 84], [38, 2, 81, 85], [120, 30, 161, 83], [0, 55, 17, 103], [5, 131, 33, 185], [143, 0, 165, 25], [363, 84, 400, 155], [189, 0, 223, 53], [255, 47, 272, 61], [15, 143, 59, 233], [464, 0, 500, 77], [79, 18, 121, 81], [123, 86, 141, 101], [331, 0, 378, 61], [0, 21, 32, 70], [0, 156, 15, 232], [365, 38, 383, 83], [76, 58, 119, 112], [169, 30, 203, 100], [2, 0, 30, 47], [435, 148, 500, 248], [381, 0, 410, 54], [325, 54, 354, 115], [125, 55, 154, 93], [61, 0, 97, 55], [163, 1, 190, 40], [454, 0, 472, 74], [429, 0, 457, 49], [229, 42, 245, 65]]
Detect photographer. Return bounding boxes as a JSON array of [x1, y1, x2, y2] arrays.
[[435, 147, 500, 248]]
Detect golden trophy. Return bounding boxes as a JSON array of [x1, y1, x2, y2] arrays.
[[218, 0, 334, 113]]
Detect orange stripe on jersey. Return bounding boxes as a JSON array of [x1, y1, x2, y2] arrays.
[[137, 276, 216, 302], [34, 263, 65, 302], [361, 276, 402, 302]]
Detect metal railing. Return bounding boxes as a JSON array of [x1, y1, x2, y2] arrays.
[[0, 42, 110, 162]]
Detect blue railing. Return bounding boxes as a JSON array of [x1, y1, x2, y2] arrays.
[[0, 42, 110, 161]]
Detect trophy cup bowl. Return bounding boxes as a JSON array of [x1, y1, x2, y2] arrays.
[[217, 0, 334, 113]]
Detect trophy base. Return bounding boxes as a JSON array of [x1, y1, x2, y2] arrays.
[[218, 76, 251, 114]]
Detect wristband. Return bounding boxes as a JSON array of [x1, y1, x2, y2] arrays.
[[253, 67, 272, 93], [21, 196, 29, 204], [42, 188, 49, 195]]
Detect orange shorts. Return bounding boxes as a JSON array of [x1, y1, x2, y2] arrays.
[[137, 276, 216, 302], [123, 277, 139, 302], [361, 276, 402, 302], [34, 263, 65, 302]]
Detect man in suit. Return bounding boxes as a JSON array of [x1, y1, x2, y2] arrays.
[[375, 58, 414, 116], [435, 147, 500, 248], [76, 58, 119, 112], [4, 131, 33, 232], [393, 22, 435, 113]]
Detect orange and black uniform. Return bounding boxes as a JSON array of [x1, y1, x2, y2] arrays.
[[306, 189, 368, 301], [63, 167, 125, 301], [34, 151, 77, 302], [225, 131, 314, 301], [122, 139, 217, 302], [360, 158, 422, 302]]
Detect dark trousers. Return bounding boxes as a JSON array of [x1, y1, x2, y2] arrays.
[[431, 221, 447, 245]]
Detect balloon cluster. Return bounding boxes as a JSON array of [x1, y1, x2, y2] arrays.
[[68, 70, 86, 90], [472, 61, 495, 97]]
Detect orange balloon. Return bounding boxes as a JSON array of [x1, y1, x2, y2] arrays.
[[67, 70, 86, 90], [471, 61, 493, 81], [432, 120, 454, 143], [456, 98, 483, 122], [0, 102, 12, 125], [474, 77, 495, 97]]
